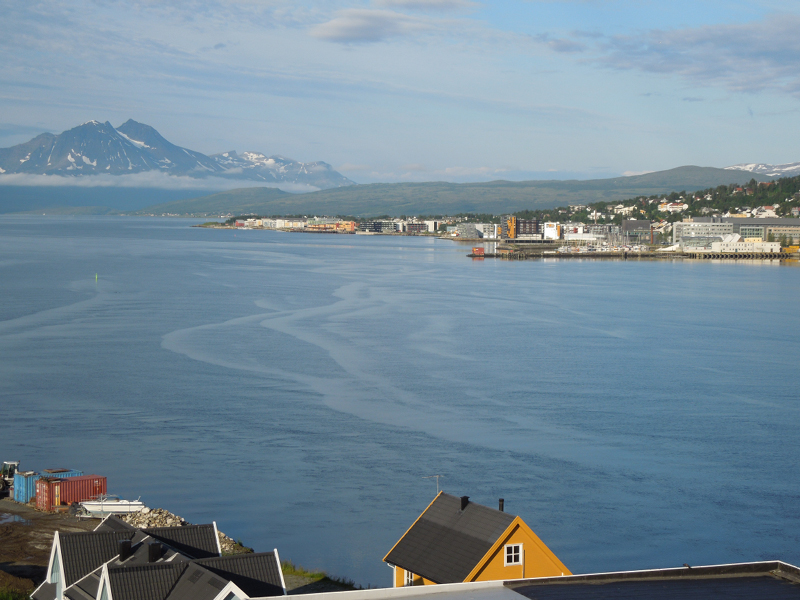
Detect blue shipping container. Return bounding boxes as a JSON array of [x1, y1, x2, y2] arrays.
[[41, 469, 83, 479], [13, 471, 39, 503]]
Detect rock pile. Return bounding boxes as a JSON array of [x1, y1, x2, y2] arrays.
[[121, 507, 188, 529], [120, 507, 250, 555], [217, 531, 245, 554]]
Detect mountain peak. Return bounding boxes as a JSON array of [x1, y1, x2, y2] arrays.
[[0, 119, 354, 189]]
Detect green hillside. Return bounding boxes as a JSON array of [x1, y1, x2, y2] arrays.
[[129, 186, 293, 216], [128, 166, 773, 217]]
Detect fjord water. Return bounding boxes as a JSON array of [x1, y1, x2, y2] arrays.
[[1, 216, 799, 586]]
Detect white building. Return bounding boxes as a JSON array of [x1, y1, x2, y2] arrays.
[[711, 235, 781, 253], [613, 204, 635, 216], [659, 202, 688, 213], [475, 223, 498, 238], [543, 222, 561, 240], [673, 221, 734, 245], [275, 219, 306, 229]]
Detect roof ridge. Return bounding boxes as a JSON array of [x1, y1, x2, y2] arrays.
[[433, 493, 518, 517], [194, 551, 275, 563]]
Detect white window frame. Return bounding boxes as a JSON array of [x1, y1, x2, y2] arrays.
[[404, 569, 414, 586], [504, 543, 522, 566], [97, 564, 114, 600]]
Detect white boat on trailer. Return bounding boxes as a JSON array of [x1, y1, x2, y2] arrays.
[[79, 495, 145, 517]]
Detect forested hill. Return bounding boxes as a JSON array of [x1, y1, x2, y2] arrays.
[[127, 166, 773, 217], [508, 175, 800, 225]]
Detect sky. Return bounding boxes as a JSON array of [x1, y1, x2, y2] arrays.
[[2, 0, 800, 184]]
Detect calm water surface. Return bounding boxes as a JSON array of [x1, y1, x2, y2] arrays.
[[1, 216, 799, 586]]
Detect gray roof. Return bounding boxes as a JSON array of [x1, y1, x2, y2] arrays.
[[107, 563, 187, 600], [166, 562, 232, 600], [65, 571, 101, 600], [94, 515, 137, 534], [622, 220, 651, 232], [59, 531, 136, 586], [143, 524, 219, 559], [31, 582, 57, 600], [195, 552, 284, 597], [506, 561, 800, 600], [105, 553, 285, 600], [385, 493, 515, 584]]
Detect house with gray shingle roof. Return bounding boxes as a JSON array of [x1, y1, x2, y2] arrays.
[[383, 493, 570, 587], [32, 515, 285, 600]]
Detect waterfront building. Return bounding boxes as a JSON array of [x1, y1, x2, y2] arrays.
[[384, 493, 570, 588], [688, 217, 800, 243], [475, 224, 498, 238], [621, 220, 652, 244], [562, 224, 598, 244], [275, 219, 306, 229], [672, 220, 734, 245], [585, 223, 620, 243], [500, 217, 540, 240], [456, 223, 480, 238], [542, 223, 560, 240], [709, 235, 781, 253], [335, 221, 356, 233], [358, 221, 398, 233]]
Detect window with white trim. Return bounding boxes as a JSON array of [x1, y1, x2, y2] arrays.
[[404, 569, 414, 586], [51, 552, 61, 584], [504, 544, 522, 566]]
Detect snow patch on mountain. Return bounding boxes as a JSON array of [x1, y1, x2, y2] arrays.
[[725, 162, 800, 177], [117, 130, 153, 149]]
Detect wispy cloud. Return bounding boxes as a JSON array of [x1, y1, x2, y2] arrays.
[[532, 33, 586, 53], [373, 0, 478, 12], [310, 9, 433, 43], [337, 163, 373, 172], [595, 15, 800, 96]]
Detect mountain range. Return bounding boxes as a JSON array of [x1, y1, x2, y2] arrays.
[[0, 119, 796, 216], [0, 120, 354, 190]]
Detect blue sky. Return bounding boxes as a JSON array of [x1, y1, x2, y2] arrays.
[[3, 0, 800, 183]]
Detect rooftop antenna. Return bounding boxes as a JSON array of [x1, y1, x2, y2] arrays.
[[423, 475, 444, 494]]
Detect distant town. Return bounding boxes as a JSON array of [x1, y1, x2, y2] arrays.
[[205, 177, 800, 258]]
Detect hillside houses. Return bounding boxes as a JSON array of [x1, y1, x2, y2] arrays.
[[32, 515, 285, 600]]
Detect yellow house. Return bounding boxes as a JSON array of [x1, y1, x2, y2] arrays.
[[383, 492, 570, 587]]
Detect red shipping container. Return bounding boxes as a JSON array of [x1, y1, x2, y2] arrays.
[[472, 247, 485, 256], [36, 475, 106, 511], [36, 478, 59, 511]]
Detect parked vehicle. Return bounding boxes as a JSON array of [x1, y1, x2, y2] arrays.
[[0, 461, 19, 494]]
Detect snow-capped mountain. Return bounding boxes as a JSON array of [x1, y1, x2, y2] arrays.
[[209, 150, 351, 189], [725, 162, 800, 177], [0, 120, 354, 189]]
